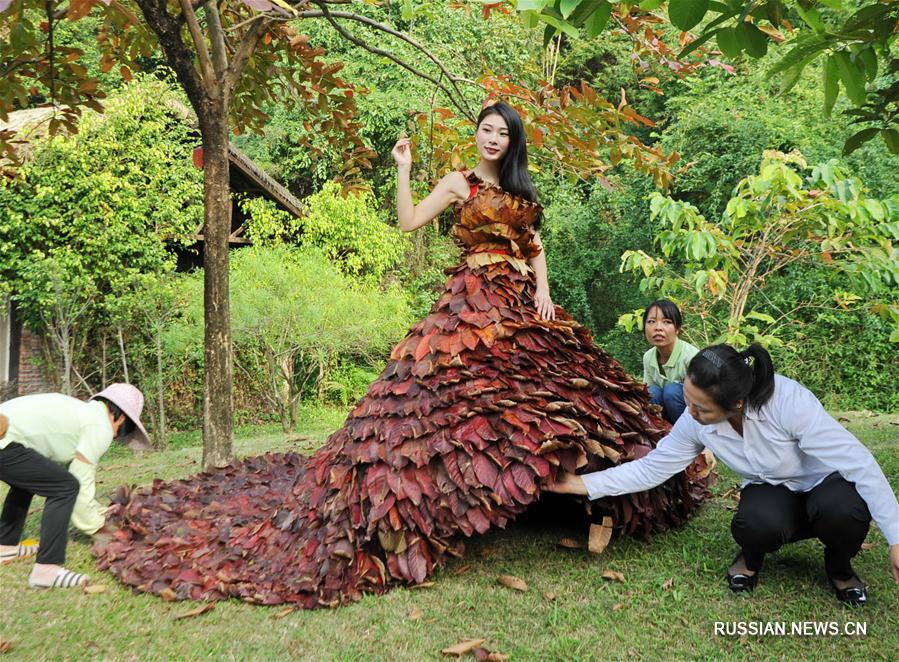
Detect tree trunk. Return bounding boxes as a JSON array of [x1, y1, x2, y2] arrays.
[[156, 325, 166, 448], [198, 104, 234, 468], [117, 325, 129, 383]]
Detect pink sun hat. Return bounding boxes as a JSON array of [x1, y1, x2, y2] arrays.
[[91, 383, 151, 450]]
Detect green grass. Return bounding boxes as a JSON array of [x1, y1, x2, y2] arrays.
[[2, 407, 897, 660]]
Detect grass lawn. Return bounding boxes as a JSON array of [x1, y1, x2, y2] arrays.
[[2, 407, 897, 660]]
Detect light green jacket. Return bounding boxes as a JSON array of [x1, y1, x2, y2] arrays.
[[642, 339, 700, 388]]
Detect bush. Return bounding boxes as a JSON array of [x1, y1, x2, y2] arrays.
[[164, 246, 413, 430]]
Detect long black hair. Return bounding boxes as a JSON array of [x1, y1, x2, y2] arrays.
[[476, 102, 539, 208], [642, 299, 683, 330], [686, 343, 775, 412]]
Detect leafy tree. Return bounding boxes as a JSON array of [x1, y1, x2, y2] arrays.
[[0, 77, 201, 389], [618, 150, 899, 346], [517, 1, 899, 154], [170, 246, 412, 431]]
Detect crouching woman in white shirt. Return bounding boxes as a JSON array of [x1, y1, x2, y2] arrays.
[[549, 343, 899, 606]]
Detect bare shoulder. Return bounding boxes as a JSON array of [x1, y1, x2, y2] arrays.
[[438, 170, 470, 203]]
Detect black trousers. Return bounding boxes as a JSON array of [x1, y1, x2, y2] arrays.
[[731, 472, 871, 579], [0, 442, 80, 565]]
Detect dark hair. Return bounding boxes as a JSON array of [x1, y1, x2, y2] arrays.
[[95, 396, 136, 439], [686, 343, 775, 412], [476, 102, 542, 228], [642, 299, 683, 330]]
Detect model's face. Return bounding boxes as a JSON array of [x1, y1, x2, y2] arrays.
[[644, 306, 678, 349], [475, 113, 510, 163], [683, 376, 736, 425]]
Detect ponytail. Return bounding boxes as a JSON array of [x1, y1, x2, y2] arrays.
[[687, 343, 776, 412], [740, 344, 775, 410]]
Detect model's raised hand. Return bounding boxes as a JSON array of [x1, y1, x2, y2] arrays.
[[392, 137, 412, 169]]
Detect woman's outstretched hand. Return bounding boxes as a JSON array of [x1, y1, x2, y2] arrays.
[[392, 137, 412, 169], [535, 285, 556, 321], [545, 472, 588, 496]]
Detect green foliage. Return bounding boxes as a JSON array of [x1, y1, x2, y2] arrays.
[[294, 182, 409, 284], [659, 58, 896, 219], [0, 76, 201, 331], [619, 150, 899, 346], [165, 246, 412, 430], [519, 1, 899, 154]]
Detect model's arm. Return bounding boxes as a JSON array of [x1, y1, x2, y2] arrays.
[[393, 138, 468, 232], [529, 231, 555, 321]]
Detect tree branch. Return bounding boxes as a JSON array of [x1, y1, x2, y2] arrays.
[[177, 0, 216, 85], [133, 0, 207, 111], [203, 0, 229, 78], [299, 5, 475, 121], [225, 16, 276, 94]]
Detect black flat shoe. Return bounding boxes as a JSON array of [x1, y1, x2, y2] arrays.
[[726, 569, 758, 593], [726, 554, 759, 593], [828, 573, 868, 606]]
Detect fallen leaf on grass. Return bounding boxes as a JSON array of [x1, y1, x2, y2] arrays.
[[159, 588, 178, 602], [408, 607, 423, 620], [588, 517, 613, 555], [497, 575, 528, 592], [0, 638, 11, 654], [860, 542, 874, 551], [273, 607, 294, 619], [601, 570, 625, 583], [837, 416, 850, 422], [83, 584, 107, 595], [442, 639, 487, 656], [451, 564, 473, 576], [612, 603, 625, 611], [411, 581, 436, 590], [543, 591, 556, 602], [890, 420, 899, 426], [473, 648, 509, 661], [662, 578, 674, 590], [557, 537, 582, 549], [173, 603, 215, 621]]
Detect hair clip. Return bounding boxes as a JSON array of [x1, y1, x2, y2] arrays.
[[701, 349, 724, 369]]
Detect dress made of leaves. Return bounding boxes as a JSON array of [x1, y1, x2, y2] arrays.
[[94, 172, 710, 607]]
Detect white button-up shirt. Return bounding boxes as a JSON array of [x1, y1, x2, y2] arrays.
[[582, 375, 899, 545]]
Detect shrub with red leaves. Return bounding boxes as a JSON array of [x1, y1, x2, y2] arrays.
[[94, 173, 710, 607]]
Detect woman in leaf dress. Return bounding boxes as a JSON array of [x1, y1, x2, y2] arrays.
[[94, 102, 710, 608]]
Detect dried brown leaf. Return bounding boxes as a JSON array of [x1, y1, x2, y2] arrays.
[[408, 607, 424, 620], [497, 575, 528, 592], [273, 607, 294, 619], [612, 603, 625, 611], [662, 578, 674, 590], [0, 638, 11, 654], [411, 581, 436, 590], [451, 564, 473, 576], [487, 653, 509, 661], [557, 537, 582, 549], [159, 588, 177, 602], [442, 639, 487, 656], [601, 570, 625, 583], [173, 603, 215, 621], [860, 542, 874, 551], [83, 584, 107, 595], [543, 591, 556, 602], [588, 517, 613, 555]]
